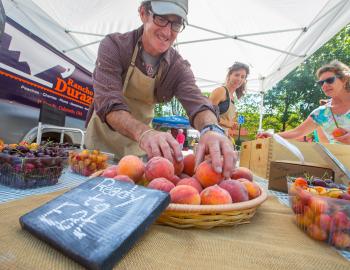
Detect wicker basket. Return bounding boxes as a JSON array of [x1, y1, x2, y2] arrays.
[[89, 171, 268, 229], [157, 185, 267, 229]]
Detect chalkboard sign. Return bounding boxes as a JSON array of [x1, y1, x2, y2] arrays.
[[19, 177, 170, 270]]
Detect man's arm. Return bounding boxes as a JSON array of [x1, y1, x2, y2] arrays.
[[106, 110, 182, 163], [106, 110, 148, 142], [193, 110, 219, 131], [92, 35, 182, 163]]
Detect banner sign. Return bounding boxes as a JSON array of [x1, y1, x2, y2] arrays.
[[0, 17, 93, 120]]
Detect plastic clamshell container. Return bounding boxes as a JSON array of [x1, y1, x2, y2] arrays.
[[288, 179, 350, 251], [0, 152, 67, 189], [68, 149, 109, 176]]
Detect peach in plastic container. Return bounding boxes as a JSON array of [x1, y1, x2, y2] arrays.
[[69, 149, 109, 177], [288, 177, 350, 251]]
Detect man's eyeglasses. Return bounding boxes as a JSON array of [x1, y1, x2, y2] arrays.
[[149, 11, 185, 33], [316, 76, 339, 86]]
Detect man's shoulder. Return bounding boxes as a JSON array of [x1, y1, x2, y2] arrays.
[[164, 48, 190, 68], [102, 28, 141, 50]]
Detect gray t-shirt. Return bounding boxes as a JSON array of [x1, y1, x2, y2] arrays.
[[141, 49, 160, 77]]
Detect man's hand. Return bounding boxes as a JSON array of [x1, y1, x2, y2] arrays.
[[139, 130, 183, 163], [195, 131, 236, 178]]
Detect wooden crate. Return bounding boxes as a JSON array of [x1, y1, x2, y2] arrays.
[[239, 141, 252, 168], [247, 138, 350, 183]]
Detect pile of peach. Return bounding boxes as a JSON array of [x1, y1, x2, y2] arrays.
[[101, 154, 261, 205], [289, 178, 350, 250], [69, 149, 108, 176]]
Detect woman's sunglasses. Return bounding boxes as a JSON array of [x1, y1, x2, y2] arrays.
[[316, 76, 339, 86]]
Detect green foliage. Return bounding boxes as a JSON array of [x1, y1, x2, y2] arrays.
[[154, 97, 186, 117], [236, 93, 261, 138]]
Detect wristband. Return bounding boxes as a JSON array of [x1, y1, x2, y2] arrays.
[[200, 124, 225, 137], [138, 129, 154, 147]]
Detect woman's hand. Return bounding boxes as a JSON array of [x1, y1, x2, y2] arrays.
[[256, 132, 273, 139], [333, 128, 350, 144]]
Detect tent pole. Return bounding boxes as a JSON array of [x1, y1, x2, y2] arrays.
[[65, 30, 105, 37], [63, 39, 103, 53], [258, 77, 265, 133]]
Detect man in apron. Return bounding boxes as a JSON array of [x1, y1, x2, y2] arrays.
[[85, 0, 236, 178]]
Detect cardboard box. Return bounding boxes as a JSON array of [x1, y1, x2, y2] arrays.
[[239, 141, 252, 168], [268, 160, 334, 193], [242, 138, 350, 184]]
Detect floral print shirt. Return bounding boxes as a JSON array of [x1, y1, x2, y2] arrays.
[[310, 101, 350, 143]]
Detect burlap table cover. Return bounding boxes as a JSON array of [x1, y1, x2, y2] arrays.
[[0, 191, 349, 270]]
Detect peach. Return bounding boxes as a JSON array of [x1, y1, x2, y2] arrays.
[[101, 165, 118, 178], [177, 177, 203, 193], [145, 156, 175, 181], [332, 127, 347, 138], [219, 180, 249, 203], [180, 173, 191, 179], [117, 155, 145, 182], [183, 153, 195, 176], [195, 160, 223, 188], [200, 185, 232, 205], [169, 175, 181, 185], [147, 177, 175, 193], [296, 214, 313, 228], [309, 197, 329, 215], [113, 175, 135, 184], [303, 206, 316, 222], [170, 185, 201, 205], [294, 177, 308, 188], [173, 160, 184, 176], [331, 232, 350, 249], [292, 200, 305, 215], [331, 211, 350, 230], [315, 214, 332, 232], [231, 167, 253, 182], [307, 224, 328, 241], [241, 181, 261, 199], [298, 189, 313, 206]]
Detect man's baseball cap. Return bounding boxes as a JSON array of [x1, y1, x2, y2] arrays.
[[150, 0, 188, 22]]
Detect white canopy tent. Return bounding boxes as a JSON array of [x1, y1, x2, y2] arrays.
[[3, 0, 350, 129]]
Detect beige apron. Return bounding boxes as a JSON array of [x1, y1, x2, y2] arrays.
[[85, 42, 162, 160], [219, 88, 237, 136]]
